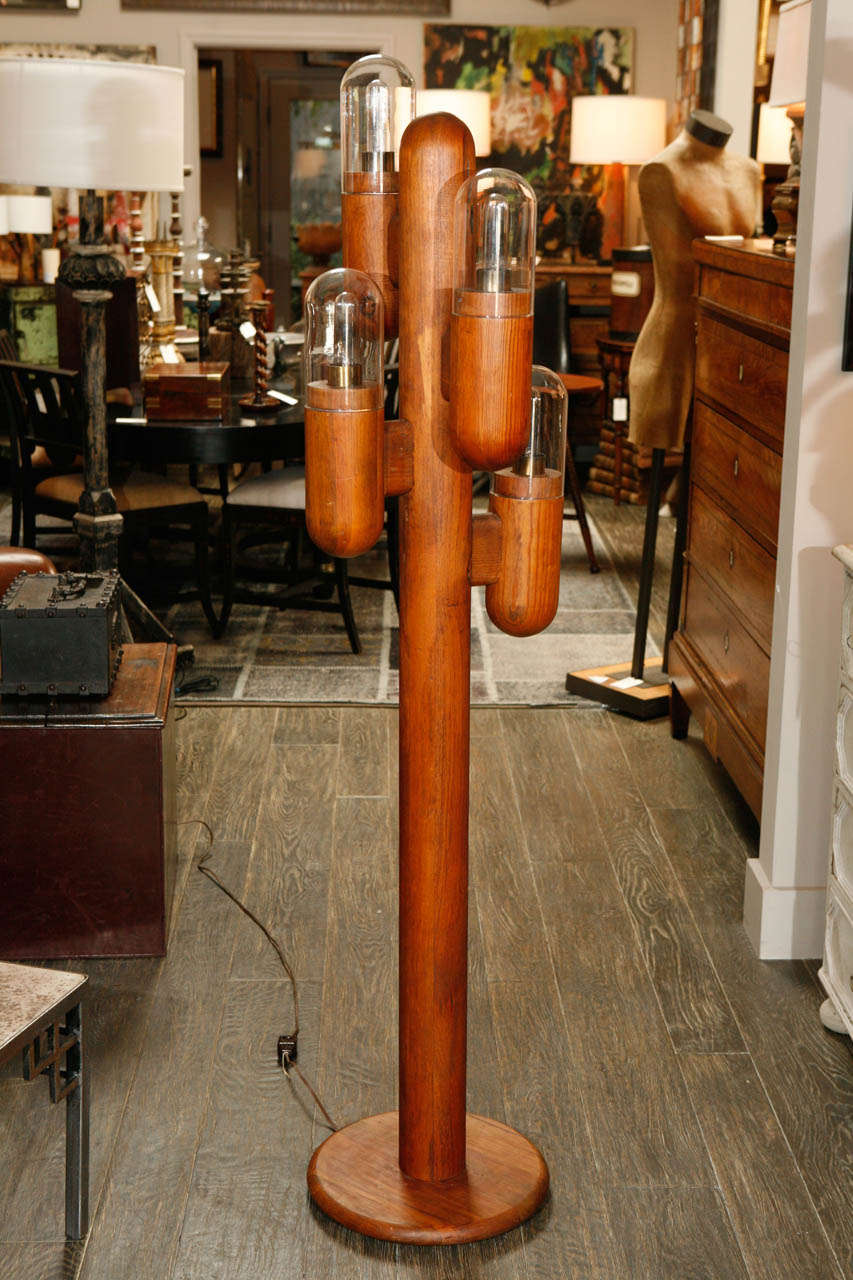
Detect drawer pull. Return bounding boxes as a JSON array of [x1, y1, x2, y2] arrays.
[[733, 456, 740, 478], [728, 548, 735, 569], [738, 362, 744, 383], [723, 630, 730, 654]]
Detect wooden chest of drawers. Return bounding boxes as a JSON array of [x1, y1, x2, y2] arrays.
[[669, 240, 793, 818]]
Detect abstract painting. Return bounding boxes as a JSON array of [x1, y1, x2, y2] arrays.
[[424, 24, 634, 257]]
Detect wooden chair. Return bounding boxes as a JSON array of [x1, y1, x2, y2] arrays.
[[0, 358, 218, 633], [532, 278, 601, 573], [217, 464, 361, 651]]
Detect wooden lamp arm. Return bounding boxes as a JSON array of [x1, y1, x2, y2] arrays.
[[383, 417, 413, 496], [469, 511, 503, 585]]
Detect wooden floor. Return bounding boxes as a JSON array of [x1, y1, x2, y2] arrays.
[[1, 697, 851, 1279]]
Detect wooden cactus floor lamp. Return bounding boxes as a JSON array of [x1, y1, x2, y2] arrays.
[[304, 57, 565, 1245]]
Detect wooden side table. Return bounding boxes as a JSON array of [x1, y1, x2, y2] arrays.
[[0, 961, 89, 1238], [0, 643, 177, 958]]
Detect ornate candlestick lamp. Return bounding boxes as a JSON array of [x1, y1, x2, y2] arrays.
[[0, 56, 184, 575], [238, 299, 280, 415], [304, 55, 565, 1245], [143, 235, 182, 364]]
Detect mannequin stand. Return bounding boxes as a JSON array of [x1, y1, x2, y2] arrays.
[[565, 446, 673, 717]]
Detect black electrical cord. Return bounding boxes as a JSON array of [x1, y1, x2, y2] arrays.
[[179, 818, 339, 1133]]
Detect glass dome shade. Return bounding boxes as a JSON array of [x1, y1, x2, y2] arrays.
[[340, 54, 415, 194], [303, 267, 384, 391], [182, 215, 224, 295], [453, 168, 537, 314], [492, 366, 567, 498]]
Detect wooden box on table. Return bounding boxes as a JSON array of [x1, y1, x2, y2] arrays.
[[0, 644, 178, 958], [669, 239, 793, 818], [143, 361, 230, 421]]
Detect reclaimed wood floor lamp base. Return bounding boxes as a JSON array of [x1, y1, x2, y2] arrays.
[[306, 105, 549, 1244]]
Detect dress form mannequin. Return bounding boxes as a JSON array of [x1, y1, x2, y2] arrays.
[[629, 110, 759, 452], [564, 113, 760, 710]]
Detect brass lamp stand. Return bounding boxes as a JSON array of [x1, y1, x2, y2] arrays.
[[302, 56, 566, 1245]]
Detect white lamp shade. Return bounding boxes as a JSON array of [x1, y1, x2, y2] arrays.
[[570, 95, 667, 165], [769, 0, 811, 107], [0, 57, 185, 192], [0, 196, 8, 237], [756, 103, 794, 164], [416, 89, 492, 156], [6, 194, 53, 234]]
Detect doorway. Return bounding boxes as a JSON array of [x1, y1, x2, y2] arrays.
[[197, 48, 366, 327]]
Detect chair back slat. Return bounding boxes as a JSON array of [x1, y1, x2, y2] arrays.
[[0, 360, 84, 459], [533, 278, 573, 375]]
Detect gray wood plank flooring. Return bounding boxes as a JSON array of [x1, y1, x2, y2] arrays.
[[2, 700, 851, 1279]]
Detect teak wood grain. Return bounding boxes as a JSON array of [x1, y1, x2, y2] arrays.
[[486, 491, 563, 636], [449, 309, 533, 471], [469, 511, 502, 585], [394, 112, 475, 1186], [341, 190, 399, 337], [383, 417, 414, 496], [305, 391, 385, 559]]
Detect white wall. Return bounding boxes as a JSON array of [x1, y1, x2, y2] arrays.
[[714, 0, 759, 152], [0, 0, 677, 230], [744, 0, 853, 958]]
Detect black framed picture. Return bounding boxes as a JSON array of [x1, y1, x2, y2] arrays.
[[199, 58, 223, 159]]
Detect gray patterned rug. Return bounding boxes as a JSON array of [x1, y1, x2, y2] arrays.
[[162, 514, 660, 706], [0, 491, 665, 706]]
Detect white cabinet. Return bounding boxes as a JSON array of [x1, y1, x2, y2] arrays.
[[819, 546, 853, 1038]]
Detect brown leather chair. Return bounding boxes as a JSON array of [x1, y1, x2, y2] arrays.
[[0, 545, 56, 597]]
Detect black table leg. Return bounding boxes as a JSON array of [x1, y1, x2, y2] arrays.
[[64, 1002, 89, 1240]]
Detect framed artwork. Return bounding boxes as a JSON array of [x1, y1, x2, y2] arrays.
[[123, 0, 446, 13], [199, 58, 224, 159], [424, 24, 634, 257], [0, 0, 80, 11]]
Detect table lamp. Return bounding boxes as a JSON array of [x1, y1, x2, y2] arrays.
[[1, 192, 53, 282], [569, 95, 667, 253], [0, 56, 184, 574], [768, 0, 811, 253], [416, 88, 492, 157]]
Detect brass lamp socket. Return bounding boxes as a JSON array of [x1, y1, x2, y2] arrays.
[[342, 188, 399, 338], [449, 293, 533, 471], [485, 471, 564, 637], [305, 380, 385, 559]]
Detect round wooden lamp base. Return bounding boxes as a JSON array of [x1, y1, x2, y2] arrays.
[[307, 1111, 549, 1245]]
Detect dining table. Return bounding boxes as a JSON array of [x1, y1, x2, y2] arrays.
[[108, 380, 305, 472]]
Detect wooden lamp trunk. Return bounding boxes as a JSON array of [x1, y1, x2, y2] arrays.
[[305, 75, 557, 1244]]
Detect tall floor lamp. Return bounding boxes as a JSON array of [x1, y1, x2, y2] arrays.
[[0, 56, 184, 581], [302, 54, 567, 1244]]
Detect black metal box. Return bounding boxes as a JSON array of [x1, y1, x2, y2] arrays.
[[0, 571, 122, 697]]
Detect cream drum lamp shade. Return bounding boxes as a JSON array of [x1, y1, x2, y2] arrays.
[[769, 0, 811, 108], [756, 104, 794, 164], [6, 194, 53, 234], [416, 89, 492, 156], [0, 197, 8, 237], [570, 96, 667, 165], [0, 57, 184, 192]]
